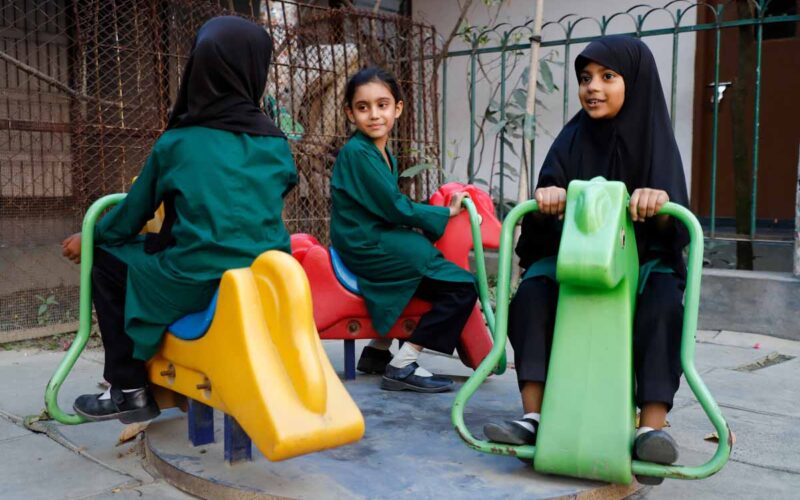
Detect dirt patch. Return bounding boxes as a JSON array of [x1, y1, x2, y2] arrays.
[[0, 330, 103, 352]]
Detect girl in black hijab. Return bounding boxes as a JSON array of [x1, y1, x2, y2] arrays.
[[62, 16, 297, 424], [483, 36, 687, 484]]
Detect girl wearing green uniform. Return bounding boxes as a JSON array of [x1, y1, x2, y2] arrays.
[[61, 17, 298, 423], [330, 68, 478, 393]]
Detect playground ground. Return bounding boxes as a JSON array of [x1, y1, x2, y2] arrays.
[[0, 329, 798, 499]]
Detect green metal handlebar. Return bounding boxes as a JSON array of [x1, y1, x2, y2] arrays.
[[44, 193, 126, 425], [452, 200, 732, 478], [461, 197, 505, 375], [452, 199, 538, 459], [632, 202, 731, 480]]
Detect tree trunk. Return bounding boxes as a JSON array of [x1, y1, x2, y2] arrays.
[[730, 0, 756, 269]]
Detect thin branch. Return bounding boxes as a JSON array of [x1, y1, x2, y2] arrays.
[[0, 49, 115, 106], [431, 0, 475, 70]]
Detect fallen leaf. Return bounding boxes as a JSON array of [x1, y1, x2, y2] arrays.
[[704, 430, 737, 445], [753, 343, 761, 349], [117, 421, 149, 445]]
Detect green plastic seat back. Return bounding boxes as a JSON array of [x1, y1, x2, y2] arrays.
[[534, 177, 639, 484]]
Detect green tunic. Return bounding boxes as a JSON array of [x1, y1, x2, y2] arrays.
[[330, 131, 474, 335], [94, 126, 297, 360]]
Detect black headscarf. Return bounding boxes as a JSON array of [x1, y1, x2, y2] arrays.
[[166, 16, 284, 137], [517, 35, 690, 278], [146, 16, 284, 254]]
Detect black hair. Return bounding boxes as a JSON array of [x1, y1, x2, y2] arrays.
[[344, 66, 403, 108]]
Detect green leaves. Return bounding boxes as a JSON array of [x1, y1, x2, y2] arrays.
[[35, 294, 58, 326], [400, 162, 438, 178], [539, 59, 556, 93]]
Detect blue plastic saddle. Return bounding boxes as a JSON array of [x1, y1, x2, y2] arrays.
[[329, 247, 361, 295], [167, 289, 219, 340]]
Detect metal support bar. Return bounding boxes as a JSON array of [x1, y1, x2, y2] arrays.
[[794, 145, 799, 277], [44, 194, 126, 425], [188, 399, 214, 447], [224, 415, 252, 464], [344, 339, 356, 380]]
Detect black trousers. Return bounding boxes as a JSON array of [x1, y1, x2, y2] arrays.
[[407, 277, 478, 355], [92, 248, 148, 389], [508, 273, 684, 409]]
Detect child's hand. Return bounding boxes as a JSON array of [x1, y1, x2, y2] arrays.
[[61, 233, 82, 264], [448, 191, 469, 217], [629, 188, 669, 222], [534, 186, 567, 219]]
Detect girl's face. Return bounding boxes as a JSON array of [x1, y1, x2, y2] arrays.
[[346, 81, 403, 141], [578, 62, 625, 120]]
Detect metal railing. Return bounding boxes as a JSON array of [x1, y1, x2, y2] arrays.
[[439, 1, 799, 265]]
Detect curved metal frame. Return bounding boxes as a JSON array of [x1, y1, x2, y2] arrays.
[[43, 194, 126, 424]]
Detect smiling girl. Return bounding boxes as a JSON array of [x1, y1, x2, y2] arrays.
[[329, 67, 477, 393], [483, 36, 689, 485]]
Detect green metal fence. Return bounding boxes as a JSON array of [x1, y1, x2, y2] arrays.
[[439, 0, 800, 269]]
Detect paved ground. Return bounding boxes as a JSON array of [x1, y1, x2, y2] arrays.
[[0, 330, 798, 499]]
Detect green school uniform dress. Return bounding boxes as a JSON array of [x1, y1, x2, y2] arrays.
[[330, 131, 474, 335], [94, 126, 298, 360]]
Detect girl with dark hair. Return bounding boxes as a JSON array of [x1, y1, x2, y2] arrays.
[[330, 67, 477, 393], [483, 36, 688, 485], [61, 16, 298, 423]]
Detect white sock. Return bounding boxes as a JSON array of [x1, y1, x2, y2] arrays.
[[368, 338, 393, 350], [389, 343, 432, 377], [98, 387, 142, 400], [636, 426, 656, 438], [523, 412, 541, 423], [514, 412, 541, 433]]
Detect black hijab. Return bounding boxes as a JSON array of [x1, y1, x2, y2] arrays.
[[146, 16, 284, 254], [166, 15, 284, 137], [517, 35, 690, 277]]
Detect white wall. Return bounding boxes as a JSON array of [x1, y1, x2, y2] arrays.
[[414, 0, 697, 199]]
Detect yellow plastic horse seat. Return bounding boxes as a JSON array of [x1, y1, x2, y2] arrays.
[[147, 250, 365, 460]]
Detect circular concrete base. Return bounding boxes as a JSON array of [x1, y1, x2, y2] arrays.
[[145, 374, 642, 500]]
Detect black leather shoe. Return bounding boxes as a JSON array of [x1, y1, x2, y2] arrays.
[[380, 362, 453, 393], [74, 387, 160, 424], [483, 418, 538, 446], [634, 430, 679, 485], [357, 346, 393, 374]]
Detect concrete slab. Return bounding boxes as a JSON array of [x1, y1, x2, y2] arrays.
[[81, 480, 194, 499], [0, 433, 135, 500], [1, 332, 797, 499], [691, 342, 772, 374], [712, 331, 800, 357], [698, 270, 800, 340], [637, 447, 800, 500], [692, 367, 800, 418], [56, 420, 159, 483], [0, 349, 105, 420], [0, 416, 29, 441], [145, 352, 639, 499], [669, 404, 800, 475]]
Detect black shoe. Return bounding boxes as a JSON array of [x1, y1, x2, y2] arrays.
[[74, 387, 160, 424], [357, 346, 393, 374], [380, 362, 453, 393], [633, 430, 679, 485], [483, 418, 538, 446]]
